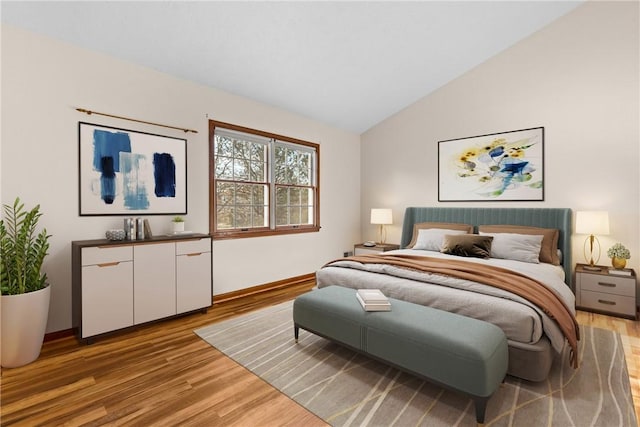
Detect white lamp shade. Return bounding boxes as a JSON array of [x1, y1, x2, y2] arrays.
[[575, 211, 610, 235], [370, 208, 393, 225]]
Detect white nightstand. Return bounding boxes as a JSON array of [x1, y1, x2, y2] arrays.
[[575, 263, 637, 320], [354, 243, 400, 256]]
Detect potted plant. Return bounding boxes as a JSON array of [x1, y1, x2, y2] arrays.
[[0, 197, 51, 368], [607, 243, 631, 269], [172, 216, 185, 233]]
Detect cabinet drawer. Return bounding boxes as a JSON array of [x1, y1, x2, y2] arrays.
[[82, 246, 132, 266], [579, 290, 636, 317], [176, 238, 211, 255], [580, 273, 635, 297]]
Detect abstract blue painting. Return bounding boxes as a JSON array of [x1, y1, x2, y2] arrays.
[[79, 122, 187, 215], [438, 127, 544, 201]]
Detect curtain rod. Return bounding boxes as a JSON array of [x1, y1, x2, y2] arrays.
[[76, 108, 198, 134]]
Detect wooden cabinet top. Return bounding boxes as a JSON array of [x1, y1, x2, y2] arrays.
[[576, 263, 636, 278], [72, 233, 210, 248]]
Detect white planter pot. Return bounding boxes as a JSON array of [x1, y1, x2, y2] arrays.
[[1, 285, 51, 368], [173, 222, 185, 233]]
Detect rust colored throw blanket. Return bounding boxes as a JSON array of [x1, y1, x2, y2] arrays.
[[326, 253, 580, 368]]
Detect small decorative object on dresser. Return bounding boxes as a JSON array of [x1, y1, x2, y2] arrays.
[[105, 229, 125, 241], [607, 242, 630, 269], [172, 216, 185, 233], [575, 263, 637, 320], [354, 243, 400, 256]]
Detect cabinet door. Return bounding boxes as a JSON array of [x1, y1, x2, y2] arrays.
[[82, 261, 133, 338], [134, 243, 176, 324], [176, 239, 212, 313]]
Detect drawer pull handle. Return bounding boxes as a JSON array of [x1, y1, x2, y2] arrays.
[[97, 262, 120, 267], [186, 252, 203, 257], [598, 282, 617, 288], [597, 299, 616, 306]]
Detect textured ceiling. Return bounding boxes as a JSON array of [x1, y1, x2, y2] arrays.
[[1, 1, 583, 133]]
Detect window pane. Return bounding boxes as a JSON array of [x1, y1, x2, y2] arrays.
[[276, 206, 288, 226], [233, 140, 250, 160], [274, 144, 315, 186], [251, 144, 266, 162], [298, 153, 311, 185], [235, 206, 252, 228], [216, 182, 234, 205], [300, 188, 310, 204], [252, 185, 266, 205], [289, 188, 300, 205], [276, 186, 288, 206], [234, 158, 251, 181], [252, 206, 266, 227], [216, 206, 235, 229], [235, 184, 252, 205], [215, 156, 234, 179], [274, 146, 286, 184], [290, 206, 301, 225], [215, 137, 233, 157], [250, 162, 266, 182]]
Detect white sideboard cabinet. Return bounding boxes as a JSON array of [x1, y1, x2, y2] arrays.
[[72, 235, 212, 342]]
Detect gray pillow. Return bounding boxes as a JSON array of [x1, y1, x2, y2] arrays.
[[413, 228, 468, 251], [479, 232, 543, 263]]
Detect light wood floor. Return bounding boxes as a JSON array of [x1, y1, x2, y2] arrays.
[[2, 281, 639, 426]]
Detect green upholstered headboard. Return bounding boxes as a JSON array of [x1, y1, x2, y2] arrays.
[[400, 207, 573, 287]]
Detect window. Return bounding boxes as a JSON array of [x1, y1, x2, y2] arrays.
[[210, 120, 320, 239]]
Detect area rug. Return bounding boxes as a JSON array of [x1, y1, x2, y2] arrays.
[[195, 301, 636, 427]]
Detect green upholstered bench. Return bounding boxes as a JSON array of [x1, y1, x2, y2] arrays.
[[293, 285, 508, 425]]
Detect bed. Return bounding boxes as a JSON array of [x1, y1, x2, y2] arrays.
[[316, 207, 576, 382]]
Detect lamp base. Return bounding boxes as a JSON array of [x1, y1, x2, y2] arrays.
[[583, 265, 602, 271]]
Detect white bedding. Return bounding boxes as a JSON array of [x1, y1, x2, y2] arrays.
[[316, 249, 574, 353]]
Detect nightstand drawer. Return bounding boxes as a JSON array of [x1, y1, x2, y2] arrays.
[[354, 247, 382, 255], [580, 273, 635, 297], [579, 290, 636, 317]]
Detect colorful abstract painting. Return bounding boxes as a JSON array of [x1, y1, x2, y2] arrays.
[[438, 127, 544, 201], [79, 122, 187, 215]]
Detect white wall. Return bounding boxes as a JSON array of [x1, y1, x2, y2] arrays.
[[361, 2, 639, 278], [1, 26, 361, 333]]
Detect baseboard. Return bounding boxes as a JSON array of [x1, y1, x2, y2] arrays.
[[44, 328, 75, 342], [213, 272, 315, 304]]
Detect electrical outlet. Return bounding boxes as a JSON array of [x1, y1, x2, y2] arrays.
[[343, 251, 353, 257]]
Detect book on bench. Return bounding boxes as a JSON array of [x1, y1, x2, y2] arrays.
[[356, 289, 391, 311]]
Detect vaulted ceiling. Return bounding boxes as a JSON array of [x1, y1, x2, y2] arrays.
[[1, 1, 583, 133]]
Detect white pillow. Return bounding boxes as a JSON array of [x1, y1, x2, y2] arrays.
[[413, 228, 467, 251], [479, 232, 544, 263]]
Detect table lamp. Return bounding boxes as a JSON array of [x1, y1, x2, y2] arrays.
[[370, 208, 392, 244], [575, 210, 609, 270]]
